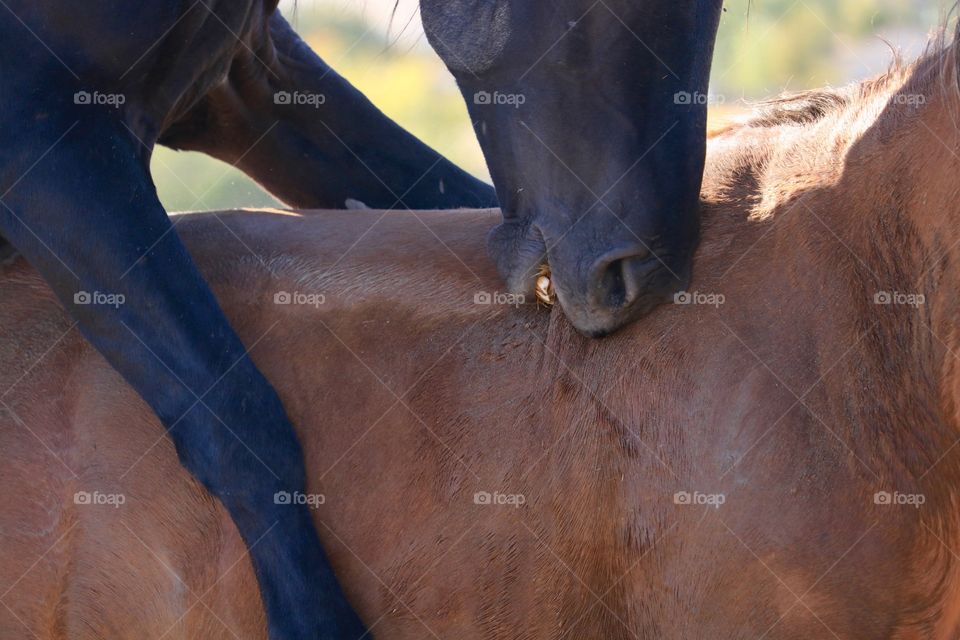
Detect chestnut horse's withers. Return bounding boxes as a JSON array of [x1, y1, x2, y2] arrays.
[[7, 33, 960, 637]]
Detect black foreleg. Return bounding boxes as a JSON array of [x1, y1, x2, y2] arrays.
[[0, 103, 365, 639]]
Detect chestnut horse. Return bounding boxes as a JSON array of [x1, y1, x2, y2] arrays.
[[6, 29, 960, 639]]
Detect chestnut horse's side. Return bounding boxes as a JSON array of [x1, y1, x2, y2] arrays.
[[7, 34, 960, 639]]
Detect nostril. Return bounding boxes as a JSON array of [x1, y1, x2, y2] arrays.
[[597, 257, 629, 307], [590, 248, 655, 309]]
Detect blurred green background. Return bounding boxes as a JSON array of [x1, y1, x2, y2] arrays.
[[153, 0, 945, 212]]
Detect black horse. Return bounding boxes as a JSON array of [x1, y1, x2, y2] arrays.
[[0, 3, 491, 639], [0, 0, 723, 638], [422, 0, 724, 336]]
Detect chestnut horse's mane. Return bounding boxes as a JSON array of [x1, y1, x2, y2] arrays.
[[731, 10, 960, 132]]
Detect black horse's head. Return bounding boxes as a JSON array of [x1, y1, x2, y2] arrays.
[[421, 0, 724, 336]]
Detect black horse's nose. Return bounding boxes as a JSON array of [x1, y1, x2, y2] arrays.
[[588, 247, 658, 310]]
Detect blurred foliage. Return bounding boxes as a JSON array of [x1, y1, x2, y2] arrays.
[[712, 0, 938, 97], [154, 0, 946, 212]]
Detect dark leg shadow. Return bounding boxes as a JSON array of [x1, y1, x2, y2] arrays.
[[0, 235, 17, 264]]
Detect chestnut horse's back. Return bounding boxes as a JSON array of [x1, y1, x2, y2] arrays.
[[0, 208, 519, 639]]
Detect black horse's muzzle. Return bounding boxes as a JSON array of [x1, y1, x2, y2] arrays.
[[487, 213, 693, 337]]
